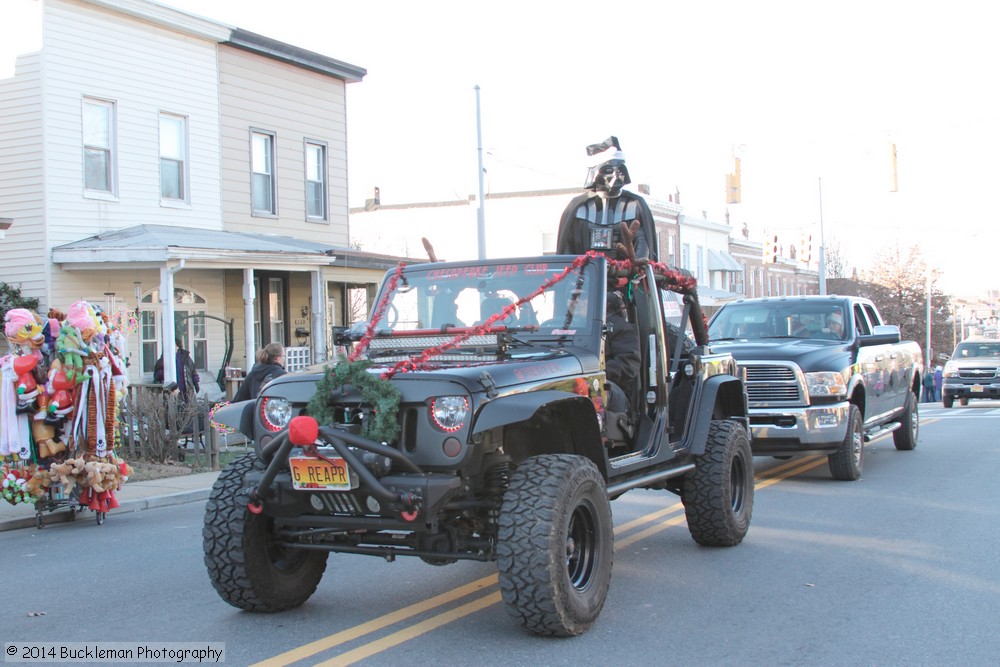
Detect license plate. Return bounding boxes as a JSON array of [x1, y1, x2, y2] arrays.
[[971, 384, 984, 393], [290, 456, 357, 491]]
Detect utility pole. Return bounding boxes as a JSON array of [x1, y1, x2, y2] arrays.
[[474, 85, 486, 260], [817, 177, 826, 295], [925, 264, 932, 369]]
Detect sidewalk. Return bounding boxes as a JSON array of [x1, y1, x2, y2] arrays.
[[0, 470, 221, 532]]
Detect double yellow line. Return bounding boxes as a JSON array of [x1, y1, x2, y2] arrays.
[[254, 454, 827, 667]]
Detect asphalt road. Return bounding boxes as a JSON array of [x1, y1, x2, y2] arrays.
[[6, 401, 1000, 666]]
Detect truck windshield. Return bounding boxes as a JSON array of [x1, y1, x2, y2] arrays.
[[709, 301, 849, 341], [953, 342, 1000, 358], [369, 258, 601, 335]]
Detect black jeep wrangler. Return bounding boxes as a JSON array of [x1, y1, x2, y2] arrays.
[[204, 254, 753, 636]]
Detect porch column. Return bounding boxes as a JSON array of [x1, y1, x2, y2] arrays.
[[243, 268, 255, 371], [311, 269, 327, 363], [159, 260, 184, 384]]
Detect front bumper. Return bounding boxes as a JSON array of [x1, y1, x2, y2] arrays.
[[942, 381, 1000, 400], [747, 401, 850, 454]]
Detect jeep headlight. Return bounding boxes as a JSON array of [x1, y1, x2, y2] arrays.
[[430, 396, 469, 432], [804, 371, 847, 399], [261, 397, 293, 432]]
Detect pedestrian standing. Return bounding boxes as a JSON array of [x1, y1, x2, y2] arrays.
[[933, 365, 943, 402], [921, 372, 935, 403]]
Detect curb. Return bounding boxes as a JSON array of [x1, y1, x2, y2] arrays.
[[0, 489, 211, 533]]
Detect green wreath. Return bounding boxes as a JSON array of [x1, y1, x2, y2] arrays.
[[306, 359, 402, 443]]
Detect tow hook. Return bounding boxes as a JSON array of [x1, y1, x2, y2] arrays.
[[401, 509, 419, 522], [247, 488, 264, 514], [399, 491, 421, 522]]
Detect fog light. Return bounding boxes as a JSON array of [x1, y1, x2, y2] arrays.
[[816, 412, 840, 428]]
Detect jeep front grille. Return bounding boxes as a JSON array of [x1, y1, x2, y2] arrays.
[[742, 363, 804, 405]]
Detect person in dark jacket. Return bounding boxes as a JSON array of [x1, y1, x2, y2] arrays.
[[604, 291, 640, 414], [233, 342, 286, 402], [153, 338, 200, 398]]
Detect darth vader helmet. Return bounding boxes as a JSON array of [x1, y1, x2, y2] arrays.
[[583, 136, 631, 195]]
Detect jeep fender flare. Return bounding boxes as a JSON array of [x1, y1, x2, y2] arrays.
[[472, 390, 606, 474], [681, 375, 748, 457]]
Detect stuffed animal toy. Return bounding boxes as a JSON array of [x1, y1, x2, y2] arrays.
[[66, 301, 99, 345], [13, 354, 40, 411], [1, 467, 32, 505], [49, 457, 87, 494], [55, 324, 86, 384], [41, 308, 63, 356], [31, 407, 66, 459], [3, 308, 45, 355], [25, 467, 51, 499], [44, 359, 76, 426]]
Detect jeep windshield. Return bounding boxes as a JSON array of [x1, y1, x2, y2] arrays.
[[709, 300, 849, 341], [367, 257, 602, 342]]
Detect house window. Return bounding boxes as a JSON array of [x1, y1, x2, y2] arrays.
[[305, 141, 327, 220], [159, 113, 187, 202], [251, 130, 276, 215], [140, 288, 209, 374], [681, 243, 690, 271], [83, 98, 115, 194]]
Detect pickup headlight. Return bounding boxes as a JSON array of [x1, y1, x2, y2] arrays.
[[804, 371, 847, 399], [943, 362, 959, 378]]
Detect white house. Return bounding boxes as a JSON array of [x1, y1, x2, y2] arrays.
[[0, 0, 407, 396]]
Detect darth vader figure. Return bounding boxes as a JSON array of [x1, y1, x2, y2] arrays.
[[556, 136, 657, 262]]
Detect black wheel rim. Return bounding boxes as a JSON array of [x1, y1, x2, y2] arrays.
[[566, 502, 598, 591], [730, 452, 747, 514]]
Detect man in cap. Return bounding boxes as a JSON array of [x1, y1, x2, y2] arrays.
[[826, 311, 845, 338], [556, 136, 658, 263]]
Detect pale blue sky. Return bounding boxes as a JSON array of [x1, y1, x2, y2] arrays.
[[3, 0, 998, 294]]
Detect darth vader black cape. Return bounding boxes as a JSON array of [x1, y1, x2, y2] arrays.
[[555, 190, 658, 262]]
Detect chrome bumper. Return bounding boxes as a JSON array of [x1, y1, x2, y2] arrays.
[[748, 402, 850, 451]]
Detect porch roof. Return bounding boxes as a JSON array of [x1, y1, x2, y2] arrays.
[[50, 225, 367, 271]]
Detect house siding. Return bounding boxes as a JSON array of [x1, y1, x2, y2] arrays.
[[218, 46, 349, 245], [0, 53, 46, 300], [42, 0, 222, 256]]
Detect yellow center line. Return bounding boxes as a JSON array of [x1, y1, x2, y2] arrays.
[[256, 453, 828, 666], [315, 592, 505, 667], [250, 575, 499, 667]]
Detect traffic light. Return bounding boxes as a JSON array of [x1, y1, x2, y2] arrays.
[[762, 233, 778, 264], [726, 157, 742, 204], [799, 234, 812, 264]]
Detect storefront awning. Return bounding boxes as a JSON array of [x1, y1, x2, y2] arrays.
[[707, 249, 743, 273]]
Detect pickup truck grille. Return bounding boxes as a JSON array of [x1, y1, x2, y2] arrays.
[[742, 363, 803, 405], [957, 366, 1000, 380]]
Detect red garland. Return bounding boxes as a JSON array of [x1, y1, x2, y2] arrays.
[[350, 263, 406, 362], [380, 253, 597, 379], [351, 252, 701, 379]]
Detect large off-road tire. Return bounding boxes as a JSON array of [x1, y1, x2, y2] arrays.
[[893, 389, 919, 451], [828, 404, 863, 481], [943, 395, 954, 408], [682, 420, 754, 546], [497, 454, 613, 637], [203, 453, 328, 611]]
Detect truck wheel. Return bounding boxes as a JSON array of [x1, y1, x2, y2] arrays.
[[943, 395, 953, 408], [893, 389, 919, 451], [497, 454, 613, 637], [203, 453, 328, 611], [682, 420, 754, 546], [828, 404, 863, 481]]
